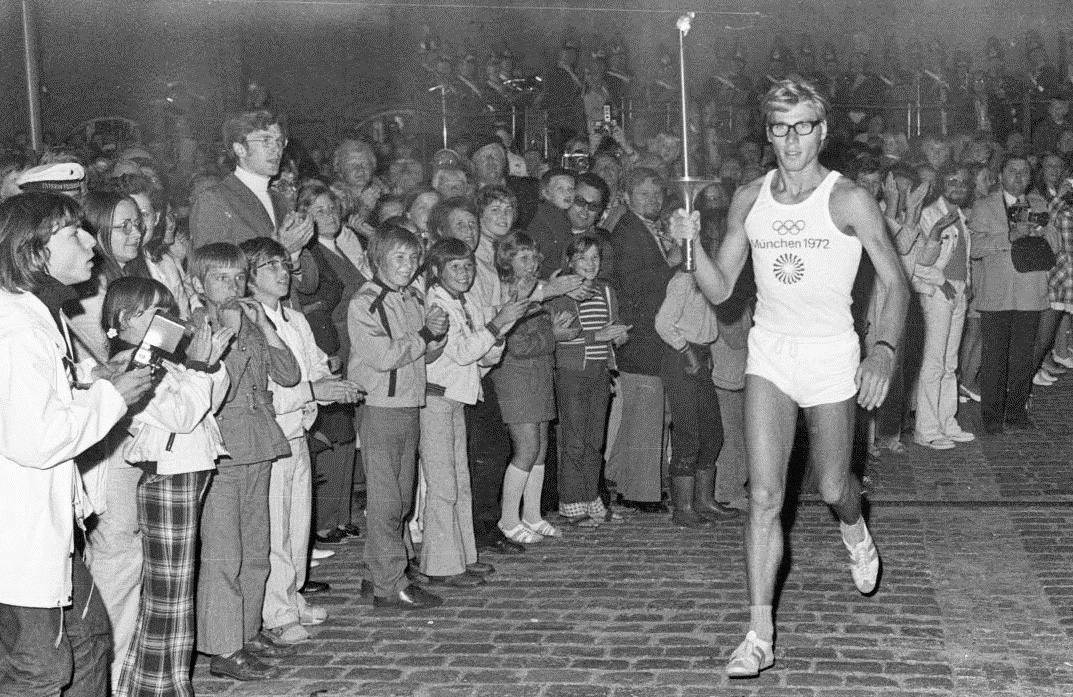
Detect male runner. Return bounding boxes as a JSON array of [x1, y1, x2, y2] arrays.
[[671, 78, 909, 677]]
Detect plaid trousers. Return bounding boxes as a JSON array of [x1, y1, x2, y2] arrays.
[[115, 470, 210, 697]]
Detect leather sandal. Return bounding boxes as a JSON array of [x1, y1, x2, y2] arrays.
[[498, 522, 544, 544]]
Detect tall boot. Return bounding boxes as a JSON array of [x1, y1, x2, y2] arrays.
[[693, 468, 740, 521], [671, 475, 713, 529]]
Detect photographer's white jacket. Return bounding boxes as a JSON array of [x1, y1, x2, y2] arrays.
[[0, 289, 127, 608], [124, 362, 230, 474]]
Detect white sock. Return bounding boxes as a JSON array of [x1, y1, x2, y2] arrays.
[[521, 465, 546, 524], [840, 516, 868, 546], [749, 605, 774, 642], [499, 465, 529, 530]]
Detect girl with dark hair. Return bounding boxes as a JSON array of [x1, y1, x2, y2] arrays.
[[419, 238, 527, 584], [0, 192, 152, 696], [102, 276, 233, 697], [547, 235, 629, 526]]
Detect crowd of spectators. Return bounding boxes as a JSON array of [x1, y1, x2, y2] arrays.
[[3, 26, 1073, 694]]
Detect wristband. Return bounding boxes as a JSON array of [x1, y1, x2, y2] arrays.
[[875, 340, 896, 356]]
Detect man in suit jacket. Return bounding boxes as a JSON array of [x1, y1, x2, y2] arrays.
[[605, 166, 678, 512], [190, 110, 318, 295], [968, 154, 1060, 433]]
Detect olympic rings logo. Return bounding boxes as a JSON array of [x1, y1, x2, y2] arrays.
[[772, 220, 806, 235]]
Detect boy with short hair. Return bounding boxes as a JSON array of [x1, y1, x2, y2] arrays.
[[190, 242, 302, 681], [348, 225, 449, 610], [527, 167, 576, 277]]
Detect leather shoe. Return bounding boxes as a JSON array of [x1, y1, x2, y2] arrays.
[[1005, 416, 1035, 431], [373, 584, 443, 610], [300, 580, 330, 594], [477, 535, 525, 555], [339, 523, 361, 537], [618, 498, 668, 513], [360, 579, 374, 600], [209, 649, 276, 681], [467, 561, 495, 575], [406, 565, 429, 585], [244, 630, 298, 658], [315, 528, 349, 545], [424, 570, 486, 587]]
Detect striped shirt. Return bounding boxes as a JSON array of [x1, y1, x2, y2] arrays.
[[561, 294, 611, 361]]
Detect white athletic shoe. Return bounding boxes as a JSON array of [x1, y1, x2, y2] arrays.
[[311, 547, 335, 560], [299, 604, 328, 626], [844, 523, 880, 594], [726, 631, 774, 678]]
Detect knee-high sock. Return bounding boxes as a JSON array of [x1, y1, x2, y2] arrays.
[[522, 465, 545, 523], [499, 465, 529, 529]]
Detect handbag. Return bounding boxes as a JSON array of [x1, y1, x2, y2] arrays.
[[1007, 202, 1056, 273], [1011, 236, 1056, 272]]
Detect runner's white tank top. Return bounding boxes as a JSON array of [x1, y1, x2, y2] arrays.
[[744, 169, 862, 337]]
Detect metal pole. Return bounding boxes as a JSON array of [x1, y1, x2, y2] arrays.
[[915, 74, 922, 136], [676, 12, 696, 272], [21, 0, 43, 153], [678, 25, 690, 179], [441, 88, 448, 150]]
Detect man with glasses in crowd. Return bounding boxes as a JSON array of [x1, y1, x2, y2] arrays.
[[670, 77, 908, 678], [190, 110, 318, 296], [567, 172, 614, 277]]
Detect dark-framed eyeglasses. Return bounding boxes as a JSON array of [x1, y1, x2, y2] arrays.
[[572, 198, 603, 213], [767, 120, 823, 137]]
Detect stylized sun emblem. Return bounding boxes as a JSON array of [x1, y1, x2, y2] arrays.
[[773, 253, 804, 284]]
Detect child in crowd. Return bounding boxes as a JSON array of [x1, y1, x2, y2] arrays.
[[654, 245, 738, 526], [493, 232, 576, 542], [547, 235, 630, 526], [101, 277, 233, 697], [190, 243, 302, 681], [348, 224, 448, 610], [421, 238, 527, 585], [240, 237, 363, 644]]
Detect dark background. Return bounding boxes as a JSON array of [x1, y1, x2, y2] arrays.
[[2, 0, 1069, 145]]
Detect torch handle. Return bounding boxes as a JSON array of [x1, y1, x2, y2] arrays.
[[681, 192, 696, 271]]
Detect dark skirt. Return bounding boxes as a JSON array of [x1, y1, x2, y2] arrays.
[[491, 355, 556, 424]]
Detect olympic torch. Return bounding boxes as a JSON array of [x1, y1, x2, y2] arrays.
[[672, 11, 713, 272]]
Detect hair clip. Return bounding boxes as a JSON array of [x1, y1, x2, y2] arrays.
[[106, 327, 119, 339]]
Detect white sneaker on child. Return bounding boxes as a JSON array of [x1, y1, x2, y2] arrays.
[[299, 604, 328, 626]]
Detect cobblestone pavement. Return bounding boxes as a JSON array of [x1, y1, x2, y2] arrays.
[[194, 380, 1073, 697]]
